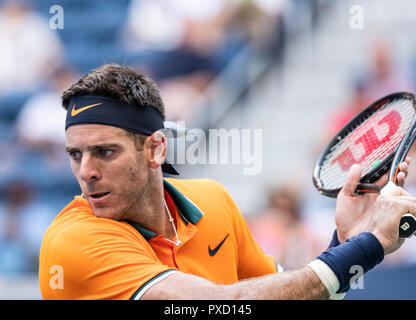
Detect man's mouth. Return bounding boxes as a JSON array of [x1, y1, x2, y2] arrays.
[[88, 192, 110, 199]]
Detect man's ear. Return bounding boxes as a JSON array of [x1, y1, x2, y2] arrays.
[[147, 131, 167, 169]]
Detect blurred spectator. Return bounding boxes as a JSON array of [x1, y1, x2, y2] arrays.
[[124, 0, 238, 122], [124, 0, 289, 122], [15, 66, 77, 173], [158, 73, 211, 121], [123, 0, 231, 55], [228, 0, 288, 56], [324, 78, 371, 139], [320, 39, 414, 146], [248, 183, 321, 270], [0, 181, 56, 275], [0, 0, 63, 95], [365, 39, 414, 101]]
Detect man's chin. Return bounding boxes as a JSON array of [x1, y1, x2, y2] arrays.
[[90, 206, 121, 220]]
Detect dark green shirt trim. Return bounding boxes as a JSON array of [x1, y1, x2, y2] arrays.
[[130, 269, 176, 300], [127, 221, 157, 241]]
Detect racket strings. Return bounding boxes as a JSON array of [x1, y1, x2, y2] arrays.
[[320, 98, 415, 189], [328, 98, 411, 155]]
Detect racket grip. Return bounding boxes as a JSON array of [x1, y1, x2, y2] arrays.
[[380, 182, 416, 237], [359, 182, 416, 237], [399, 214, 416, 238], [355, 183, 382, 194]]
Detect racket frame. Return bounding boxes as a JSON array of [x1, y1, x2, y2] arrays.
[[388, 112, 416, 183]]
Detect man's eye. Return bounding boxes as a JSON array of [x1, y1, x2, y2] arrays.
[[70, 151, 82, 160], [99, 149, 113, 157]]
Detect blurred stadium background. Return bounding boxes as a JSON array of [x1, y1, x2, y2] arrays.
[[1, 0, 416, 299]]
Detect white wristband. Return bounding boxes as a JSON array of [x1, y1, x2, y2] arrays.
[[307, 259, 345, 300], [329, 291, 347, 300]]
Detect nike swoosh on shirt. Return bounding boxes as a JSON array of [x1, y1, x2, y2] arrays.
[[71, 102, 103, 116], [208, 233, 229, 257]]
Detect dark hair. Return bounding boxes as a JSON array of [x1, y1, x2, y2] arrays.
[[61, 63, 165, 120]]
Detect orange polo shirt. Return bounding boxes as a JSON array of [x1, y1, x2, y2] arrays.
[[39, 178, 279, 300]]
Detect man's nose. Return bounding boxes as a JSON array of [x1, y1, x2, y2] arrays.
[[79, 154, 101, 182]]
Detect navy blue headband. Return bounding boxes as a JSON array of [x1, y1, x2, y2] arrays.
[[65, 95, 178, 175], [65, 95, 164, 135]]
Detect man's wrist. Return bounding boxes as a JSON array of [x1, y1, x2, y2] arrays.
[[307, 259, 340, 298], [315, 232, 384, 293]]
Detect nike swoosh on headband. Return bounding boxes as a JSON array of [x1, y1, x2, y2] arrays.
[[71, 102, 103, 116]]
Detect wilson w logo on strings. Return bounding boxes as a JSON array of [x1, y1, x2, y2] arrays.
[[330, 110, 403, 172]]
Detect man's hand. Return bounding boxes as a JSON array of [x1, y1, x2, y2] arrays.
[[335, 157, 416, 255], [374, 157, 410, 188]]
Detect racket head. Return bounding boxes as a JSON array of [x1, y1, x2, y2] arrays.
[[313, 92, 416, 198]]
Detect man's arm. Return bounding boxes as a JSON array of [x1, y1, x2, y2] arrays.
[[141, 163, 416, 300], [141, 266, 328, 300]]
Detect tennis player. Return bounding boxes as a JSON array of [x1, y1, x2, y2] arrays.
[[39, 64, 416, 300]]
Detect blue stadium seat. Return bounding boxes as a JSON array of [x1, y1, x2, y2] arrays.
[[0, 93, 32, 122]]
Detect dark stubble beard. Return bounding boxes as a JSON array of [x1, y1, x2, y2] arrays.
[[114, 157, 153, 222]]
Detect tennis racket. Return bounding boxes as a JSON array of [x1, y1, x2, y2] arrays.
[[313, 92, 416, 238]]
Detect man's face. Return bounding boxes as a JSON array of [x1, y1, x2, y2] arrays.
[[66, 124, 150, 220]]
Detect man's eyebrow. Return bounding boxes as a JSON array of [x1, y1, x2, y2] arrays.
[[65, 143, 121, 152], [65, 146, 76, 153], [88, 143, 121, 150]]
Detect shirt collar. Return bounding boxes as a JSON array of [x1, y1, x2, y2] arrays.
[[127, 179, 204, 240], [162, 179, 204, 225]]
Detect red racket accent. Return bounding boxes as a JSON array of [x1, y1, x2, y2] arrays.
[[330, 110, 401, 171]]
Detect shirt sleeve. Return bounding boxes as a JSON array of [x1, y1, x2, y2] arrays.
[[233, 208, 282, 278], [39, 215, 177, 300], [212, 181, 281, 279]]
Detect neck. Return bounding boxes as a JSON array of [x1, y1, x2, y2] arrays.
[[128, 175, 176, 240]]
